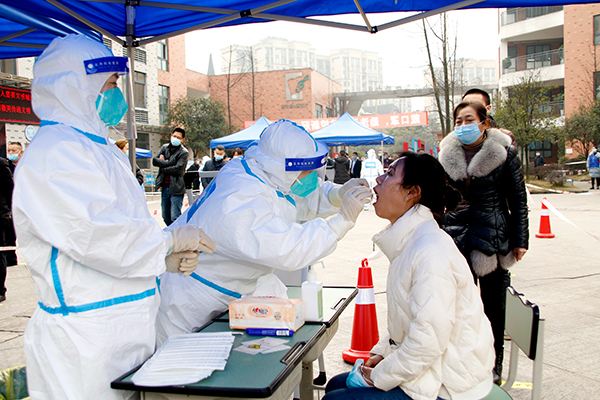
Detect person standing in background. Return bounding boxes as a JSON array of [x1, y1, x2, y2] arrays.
[[439, 101, 528, 385], [153, 128, 189, 226], [360, 149, 384, 189], [185, 158, 201, 205], [588, 148, 600, 190], [115, 138, 144, 185], [6, 142, 23, 166], [201, 145, 226, 189], [350, 152, 362, 178], [2, 143, 20, 271], [333, 150, 351, 184], [0, 156, 15, 302]]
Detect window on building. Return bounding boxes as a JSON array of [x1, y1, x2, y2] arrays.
[[594, 71, 600, 100], [159, 85, 170, 125], [0, 59, 17, 75], [595, 15, 600, 45], [135, 110, 149, 124], [134, 47, 147, 64], [528, 140, 553, 159], [137, 132, 150, 169], [526, 44, 551, 69], [157, 40, 169, 71], [133, 71, 147, 109], [315, 104, 323, 118]]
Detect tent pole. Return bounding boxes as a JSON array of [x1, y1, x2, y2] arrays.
[[45, 0, 124, 44], [125, 3, 137, 174], [352, 0, 373, 32], [125, 47, 137, 174], [0, 28, 36, 44], [381, 140, 384, 166], [138, 0, 295, 45], [375, 0, 485, 32]]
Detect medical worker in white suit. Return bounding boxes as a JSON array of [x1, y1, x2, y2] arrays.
[[361, 149, 384, 189], [156, 120, 373, 342], [12, 34, 212, 400]]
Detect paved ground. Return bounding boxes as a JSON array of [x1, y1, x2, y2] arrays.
[[1, 187, 599, 399]]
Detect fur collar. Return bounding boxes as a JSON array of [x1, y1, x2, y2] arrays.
[[439, 128, 512, 182]]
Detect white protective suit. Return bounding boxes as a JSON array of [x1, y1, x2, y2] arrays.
[[360, 149, 384, 188], [13, 35, 169, 400], [156, 120, 356, 342]]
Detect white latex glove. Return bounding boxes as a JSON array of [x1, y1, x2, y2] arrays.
[[326, 186, 373, 240], [339, 186, 373, 223], [328, 178, 370, 207], [165, 251, 199, 275], [170, 226, 216, 254]]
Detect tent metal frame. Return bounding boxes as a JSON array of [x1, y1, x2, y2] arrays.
[[6, 0, 486, 169]]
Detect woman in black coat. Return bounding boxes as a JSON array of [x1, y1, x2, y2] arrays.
[[439, 101, 529, 384]]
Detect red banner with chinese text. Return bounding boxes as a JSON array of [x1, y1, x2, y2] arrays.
[[244, 111, 428, 131], [0, 86, 39, 124]]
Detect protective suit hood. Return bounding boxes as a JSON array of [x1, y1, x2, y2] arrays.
[[32, 34, 125, 137], [367, 149, 377, 160], [244, 120, 328, 192]]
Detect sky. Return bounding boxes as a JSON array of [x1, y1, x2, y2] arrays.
[[185, 9, 500, 88]]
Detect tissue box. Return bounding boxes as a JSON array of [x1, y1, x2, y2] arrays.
[[229, 296, 305, 331]]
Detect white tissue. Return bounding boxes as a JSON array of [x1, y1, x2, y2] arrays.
[[252, 274, 288, 298]]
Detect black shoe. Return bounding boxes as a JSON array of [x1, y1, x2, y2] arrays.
[[493, 357, 503, 385], [493, 370, 501, 385], [0, 295, 6, 303]]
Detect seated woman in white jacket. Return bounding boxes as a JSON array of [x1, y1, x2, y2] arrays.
[[323, 152, 495, 400]]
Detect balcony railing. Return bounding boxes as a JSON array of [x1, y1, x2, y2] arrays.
[[501, 6, 563, 26], [502, 48, 563, 74], [540, 100, 564, 116]]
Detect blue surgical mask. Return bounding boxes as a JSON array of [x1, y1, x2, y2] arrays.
[[7, 153, 19, 162], [171, 137, 181, 147], [346, 359, 370, 388], [95, 87, 128, 127], [290, 170, 319, 198], [214, 155, 224, 161], [453, 122, 483, 145]]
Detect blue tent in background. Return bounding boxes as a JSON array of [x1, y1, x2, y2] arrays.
[[135, 148, 152, 159], [210, 116, 271, 149], [312, 113, 394, 146]]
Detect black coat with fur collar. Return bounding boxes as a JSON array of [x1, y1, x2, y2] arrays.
[[439, 128, 529, 259]]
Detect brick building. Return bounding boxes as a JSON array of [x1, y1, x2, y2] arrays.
[[208, 68, 341, 131], [564, 4, 600, 118]]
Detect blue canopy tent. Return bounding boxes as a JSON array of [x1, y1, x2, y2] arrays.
[[1, 0, 592, 167], [0, 3, 99, 59], [209, 116, 271, 149], [312, 113, 394, 146]]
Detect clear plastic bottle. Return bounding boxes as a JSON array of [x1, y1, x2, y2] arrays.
[[301, 266, 323, 321]]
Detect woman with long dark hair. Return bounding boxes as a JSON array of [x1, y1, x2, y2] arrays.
[[322, 153, 495, 400], [439, 101, 529, 384]]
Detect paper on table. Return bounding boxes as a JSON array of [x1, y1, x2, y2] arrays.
[[132, 332, 235, 387], [234, 337, 291, 355]]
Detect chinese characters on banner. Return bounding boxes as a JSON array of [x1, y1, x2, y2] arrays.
[[244, 111, 428, 131], [0, 86, 40, 124]]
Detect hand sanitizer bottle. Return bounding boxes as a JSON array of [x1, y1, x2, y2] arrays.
[[302, 266, 323, 321]]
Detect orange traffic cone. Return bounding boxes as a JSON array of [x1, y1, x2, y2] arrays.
[[536, 198, 555, 239], [342, 259, 379, 364]]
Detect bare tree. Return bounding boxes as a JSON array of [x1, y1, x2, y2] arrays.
[[222, 45, 260, 130], [422, 13, 461, 136]]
